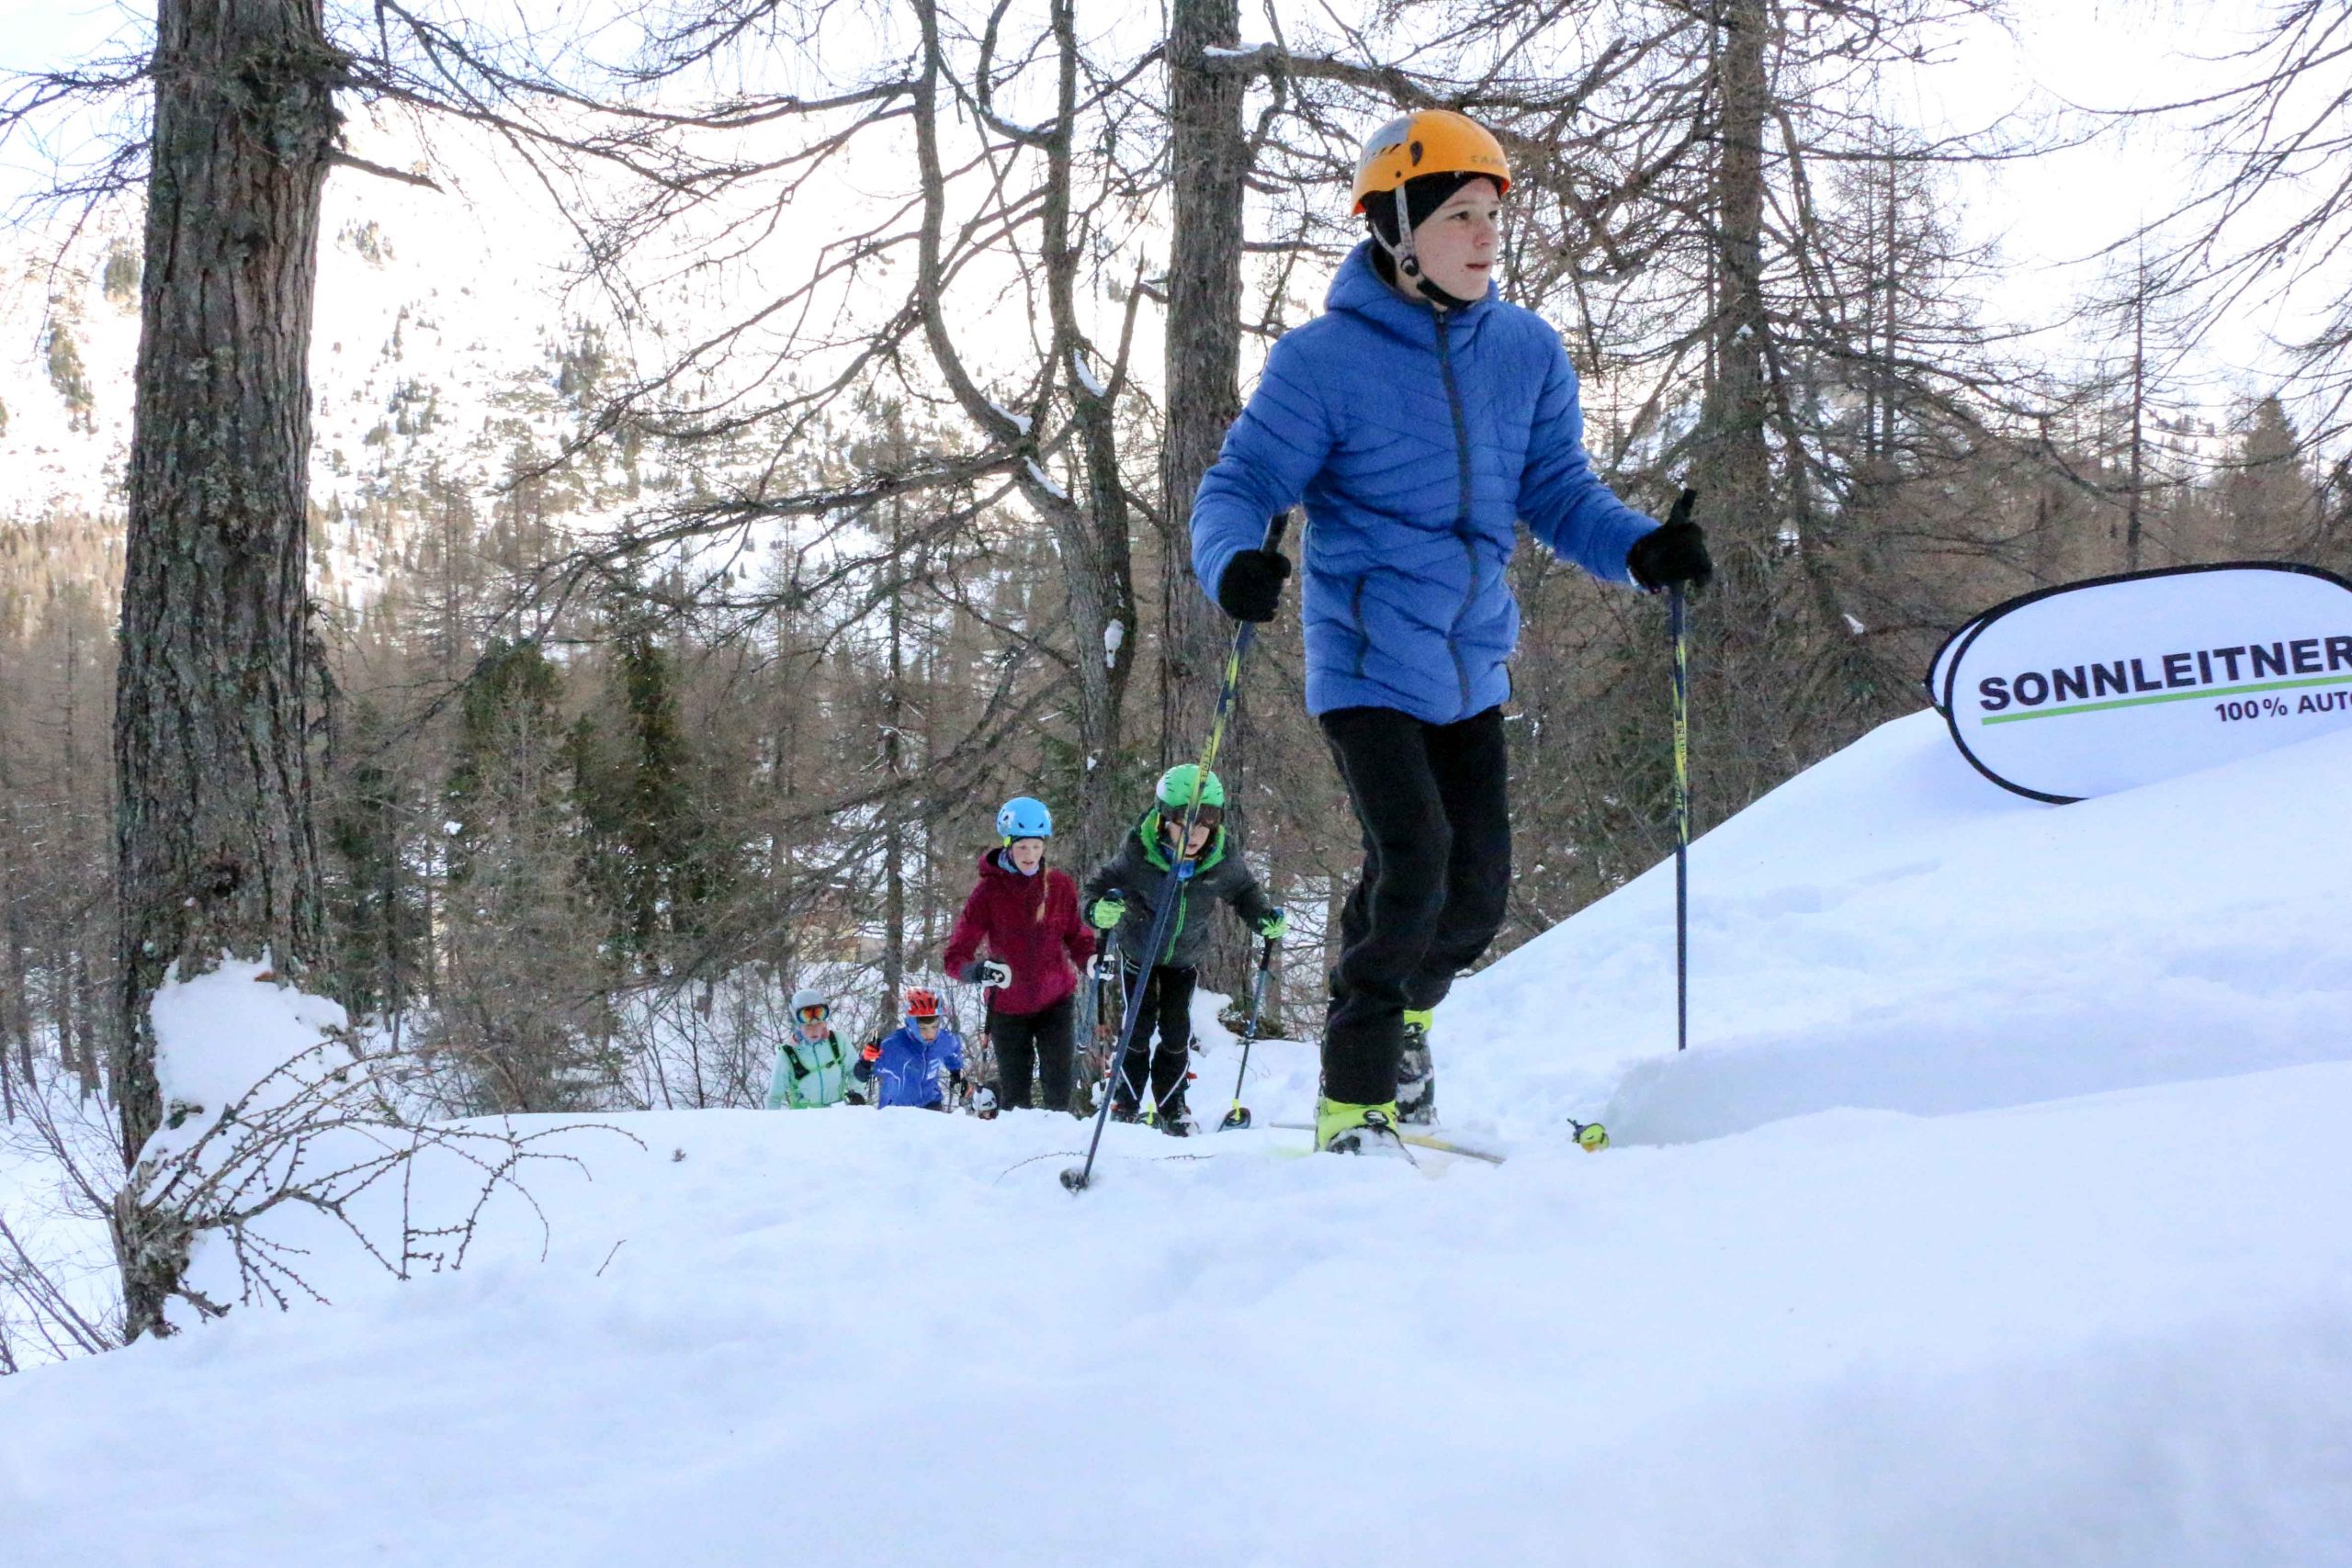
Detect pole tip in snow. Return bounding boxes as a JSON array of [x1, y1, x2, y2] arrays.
[[1058, 1167, 1091, 1192], [1575, 1122, 1610, 1153]]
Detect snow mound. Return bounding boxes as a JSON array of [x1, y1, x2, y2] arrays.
[[1444, 710, 2352, 1147], [6, 711, 2350, 1566]]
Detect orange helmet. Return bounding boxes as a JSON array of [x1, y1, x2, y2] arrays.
[[1351, 109, 1511, 214], [904, 987, 941, 1021]]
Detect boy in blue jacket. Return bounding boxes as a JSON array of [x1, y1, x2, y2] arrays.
[[1189, 109, 1713, 1155], [854, 987, 967, 1111]]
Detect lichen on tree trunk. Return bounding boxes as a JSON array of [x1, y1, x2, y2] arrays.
[[112, 0, 341, 1340]]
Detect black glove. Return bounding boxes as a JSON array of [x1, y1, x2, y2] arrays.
[[1216, 547, 1292, 623], [1626, 489, 1711, 594]]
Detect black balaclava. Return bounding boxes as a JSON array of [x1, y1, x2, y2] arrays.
[[1366, 169, 1488, 310]]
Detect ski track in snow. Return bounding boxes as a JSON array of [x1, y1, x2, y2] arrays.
[[6, 713, 2352, 1565]]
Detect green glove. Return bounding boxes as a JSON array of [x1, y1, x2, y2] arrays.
[[1255, 907, 1289, 941], [1089, 896, 1125, 930]]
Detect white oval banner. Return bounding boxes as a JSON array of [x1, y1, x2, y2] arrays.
[[1939, 562, 2352, 803]]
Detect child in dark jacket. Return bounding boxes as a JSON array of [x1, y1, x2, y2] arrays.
[[941, 795, 1094, 1113], [1083, 765, 1283, 1134], [854, 987, 967, 1110]]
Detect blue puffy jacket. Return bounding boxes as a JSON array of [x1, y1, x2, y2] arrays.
[[854, 1022, 967, 1109], [1190, 242, 1659, 724]]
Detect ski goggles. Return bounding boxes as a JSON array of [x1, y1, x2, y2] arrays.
[[796, 1004, 830, 1024], [1167, 804, 1223, 831]]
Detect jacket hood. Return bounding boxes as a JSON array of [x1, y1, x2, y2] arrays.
[[1324, 240, 1496, 342], [973, 847, 1044, 881]]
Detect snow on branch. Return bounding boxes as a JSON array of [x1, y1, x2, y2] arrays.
[[118, 959, 638, 1335], [1023, 457, 1069, 502]]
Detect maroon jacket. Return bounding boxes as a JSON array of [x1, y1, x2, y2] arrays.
[[942, 850, 1095, 1017]]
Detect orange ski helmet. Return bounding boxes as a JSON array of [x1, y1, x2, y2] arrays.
[[904, 987, 942, 1021], [1351, 108, 1511, 215]]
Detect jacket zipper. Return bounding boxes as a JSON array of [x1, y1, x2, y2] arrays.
[[1140, 816, 1218, 964], [1349, 578, 1369, 680], [1432, 310, 1478, 714]]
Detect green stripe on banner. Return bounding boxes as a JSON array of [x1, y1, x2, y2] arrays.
[[1981, 673, 2352, 725]]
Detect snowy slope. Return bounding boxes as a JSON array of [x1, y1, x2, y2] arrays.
[[6, 715, 2351, 1566], [1449, 710, 2352, 1146]]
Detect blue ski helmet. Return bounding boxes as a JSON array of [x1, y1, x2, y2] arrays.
[[996, 795, 1053, 841]]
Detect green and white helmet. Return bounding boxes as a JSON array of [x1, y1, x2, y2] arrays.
[[1156, 763, 1226, 810]]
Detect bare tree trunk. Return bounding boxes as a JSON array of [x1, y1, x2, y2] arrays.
[[1041, 0, 1136, 870], [2127, 275, 2147, 572], [1161, 0, 1253, 993], [882, 495, 907, 998], [0, 735, 20, 1122], [113, 0, 338, 1340], [1694, 0, 1773, 551], [910, 0, 1136, 873], [74, 948, 102, 1101], [1161, 0, 1246, 754], [4, 897, 28, 1120], [1879, 153, 1900, 463]]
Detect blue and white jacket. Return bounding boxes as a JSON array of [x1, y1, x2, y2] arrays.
[[1190, 242, 1658, 724], [854, 1022, 967, 1110]]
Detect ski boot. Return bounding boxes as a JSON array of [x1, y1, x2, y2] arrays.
[[1315, 1097, 1411, 1157], [1396, 1008, 1437, 1125], [1156, 1096, 1193, 1137], [1110, 1100, 1142, 1125]]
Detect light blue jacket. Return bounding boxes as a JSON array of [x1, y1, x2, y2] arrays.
[[854, 1022, 967, 1109], [1191, 242, 1658, 723], [765, 1028, 856, 1109]]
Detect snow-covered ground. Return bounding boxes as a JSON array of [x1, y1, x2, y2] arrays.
[[6, 712, 2350, 1565]]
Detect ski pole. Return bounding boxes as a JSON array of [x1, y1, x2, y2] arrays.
[[1668, 562, 1691, 1055], [1073, 938, 1096, 1100], [1216, 936, 1278, 1132], [1087, 923, 1118, 1111], [1063, 512, 1290, 1192]]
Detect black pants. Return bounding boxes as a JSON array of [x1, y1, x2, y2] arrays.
[[1113, 964, 1195, 1115], [991, 992, 1075, 1112], [1318, 705, 1511, 1105]]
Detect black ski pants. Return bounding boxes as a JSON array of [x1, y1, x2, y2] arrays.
[[1113, 963, 1195, 1116], [990, 992, 1075, 1113], [1318, 704, 1511, 1106]]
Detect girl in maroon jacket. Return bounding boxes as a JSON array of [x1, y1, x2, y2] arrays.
[[942, 795, 1095, 1113]]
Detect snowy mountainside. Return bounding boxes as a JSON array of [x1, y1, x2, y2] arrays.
[[0, 157, 642, 613], [5, 714, 2350, 1565]]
